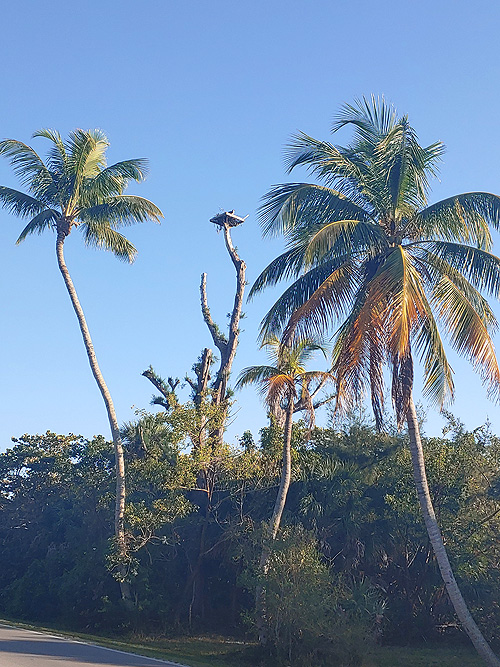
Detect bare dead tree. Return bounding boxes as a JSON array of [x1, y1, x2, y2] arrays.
[[201, 211, 247, 445]]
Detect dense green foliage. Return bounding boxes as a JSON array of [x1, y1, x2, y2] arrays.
[[1, 410, 499, 664]]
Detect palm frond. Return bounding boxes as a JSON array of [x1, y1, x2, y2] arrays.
[[258, 258, 357, 340], [332, 95, 397, 143], [259, 182, 372, 238], [412, 246, 498, 328], [416, 193, 500, 247], [81, 222, 137, 262], [283, 134, 370, 199], [302, 217, 386, 268], [412, 286, 455, 407], [0, 139, 53, 195], [33, 129, 68, 175], [0, 186, 46, 218], [79, 159, 150, 205], [235, 365, 280, 391], [16, 209, 58, 243], [78, 195, 163, 226], [281, 261, 358, 343], [66, 128, 108, 178], [431, 276, 500, 399], [249, 244, 312, 298], [415, 241, 500, 298]]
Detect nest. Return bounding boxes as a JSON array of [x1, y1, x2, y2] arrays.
[[210, 210, 247, 228]]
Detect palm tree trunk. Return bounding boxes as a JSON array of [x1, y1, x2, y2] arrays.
[[407, 395, 500, 667], [56, 231, 133, 606], [256, 397, 294, 645]]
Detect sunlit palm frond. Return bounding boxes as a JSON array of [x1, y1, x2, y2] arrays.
[[281, 261, 358, 343], [302, 217, 385, 268], [78, 195, 163, 227], [432, 276, 500, 399], [259, 182, 372, 238], [79, 159, 150, 205], [66, 129, 108, 178], [417, 241, 500, 298], [81, 222, 137, 262], [258, 258, 357, 340], [284, 133, 369, 196], [416, 193, 500, 248], [412, 287, 455, 407], [0, 139, 53, 193], [412, 246, 497, 328], [33, 129, 68, 176]]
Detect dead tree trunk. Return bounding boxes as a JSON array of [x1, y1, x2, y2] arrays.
[[200, 219, 246, 446]]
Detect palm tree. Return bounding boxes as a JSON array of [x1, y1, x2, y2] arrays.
[[236, 336, 333, 643], [0, 129, 163, 603], [250, 97, 500, 666]]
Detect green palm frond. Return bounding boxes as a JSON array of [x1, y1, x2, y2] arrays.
[[79, 159, 150, 205], [283, 134, 371, 202], [82, 222, 137, 262], [0, 186, 45, 218], [374, 117, 444, 211], [302, 218, 385, 268], [282, 262, 358, 343], [66, 129, 108, 177], [413, 246, 497, 327], [431, 276, 500, 398], [413, 288, 455, 407], [249, 244, 313, 298], [258, 258, 357, 340], [416, 193, 500, 247], [332, 95, 397, 143], [417, 241, 500, 297], [32, 129, 68, 175], [16, 209, 58, 243], [78, 195, 163, 226], [235, 365, 280, 393], [259, 182, 372, 237], [0, 140, 53, 194]]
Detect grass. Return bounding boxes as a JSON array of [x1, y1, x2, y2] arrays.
[[0, 617, 487, 666]]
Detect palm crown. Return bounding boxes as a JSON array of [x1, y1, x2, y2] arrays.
[[236, 336, 331, 428], [0, 128, 163, 260], [250, 97, 500, 427]]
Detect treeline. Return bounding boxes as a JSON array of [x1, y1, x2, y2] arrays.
[[1, 409, 499, 665]]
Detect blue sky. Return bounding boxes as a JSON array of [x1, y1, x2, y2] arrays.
[[1, 0, 500, 449]]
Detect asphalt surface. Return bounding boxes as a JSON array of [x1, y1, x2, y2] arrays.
[[0, 624, 190, 667]]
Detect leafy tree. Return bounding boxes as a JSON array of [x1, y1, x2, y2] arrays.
[[236, 336, 333, 643], [251, 96, 500, 665], [0, 130, 162, 603]]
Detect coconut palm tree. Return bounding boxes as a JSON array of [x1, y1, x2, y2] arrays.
[[0, 129, 163, 603], [250, 97, 500, 666], [236, 336, 333, 643]]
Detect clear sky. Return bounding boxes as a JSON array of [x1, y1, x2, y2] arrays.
[[1, 0, 500, 450]]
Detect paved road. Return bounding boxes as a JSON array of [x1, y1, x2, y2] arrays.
[[0, 624, 190, 667]]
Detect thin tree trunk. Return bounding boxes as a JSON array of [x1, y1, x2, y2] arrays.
[[256, 397, 294, 645], [56, 231, 133, 606], [407, 395, 500, 667]]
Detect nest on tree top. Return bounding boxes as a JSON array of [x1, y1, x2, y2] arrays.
[[210, 210, 247, 228]]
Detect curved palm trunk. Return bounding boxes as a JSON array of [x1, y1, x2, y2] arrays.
[[256, 397, 294, 645], [56, 231, 133, 606], [407, 396, 499, 667]]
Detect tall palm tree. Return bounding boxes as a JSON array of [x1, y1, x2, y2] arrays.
[[250, 97, 500, 666], [0, 129, 163, 603], [236, 336, 333, 643]]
